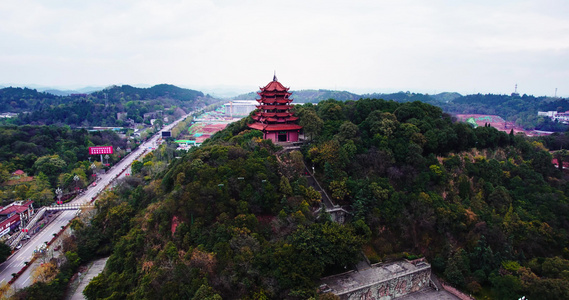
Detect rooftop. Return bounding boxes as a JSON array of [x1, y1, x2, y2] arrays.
[[0, 200, 33, 215], [12, 170, 25, 176], [260, 76, 290, 93]]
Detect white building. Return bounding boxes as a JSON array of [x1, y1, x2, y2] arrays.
[[537, 111, 557, 117], [537, 110, 569, 124], [223, 100, 259, 117]]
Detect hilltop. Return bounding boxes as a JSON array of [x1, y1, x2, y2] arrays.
[[12, 98, 568, 300]]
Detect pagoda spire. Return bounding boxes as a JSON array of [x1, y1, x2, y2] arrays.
[[273, 71, 277, 82]]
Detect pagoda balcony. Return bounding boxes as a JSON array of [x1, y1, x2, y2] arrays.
[[256, 112, 293, 117], [259, 92, 291, 97], [256, 105, 293, 110], [257, 99, 292, 104]]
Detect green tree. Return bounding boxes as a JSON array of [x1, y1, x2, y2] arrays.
[[0, 243, 11, 263], [335, 121, 358, 143], [0, 163, 9, 184], [192, 284, 222, 300], [300, 109, 323, 140], [131, 160, 143, 174], [33, 154, 66, 185]]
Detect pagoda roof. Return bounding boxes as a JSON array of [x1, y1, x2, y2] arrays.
[[248, 123, 266, 131], [258, 91, 292, 97], [263, 124, 303, 131], [260, 76, 290, 92]]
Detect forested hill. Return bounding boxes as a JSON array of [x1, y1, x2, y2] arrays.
[[0, 84, 216, 126], [90, 84, 204, 102], [236, 89, 569, 131], [28, 98, 568, 300], [0, 87, 58, 112]]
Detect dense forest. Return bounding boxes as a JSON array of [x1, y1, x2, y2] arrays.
[[296, 100, 569, 299], [0, 85, 215, 127], [0, 126, 129, 207], [12, 98, 569, 300]]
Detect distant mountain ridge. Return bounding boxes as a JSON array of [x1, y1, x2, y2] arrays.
[[0, 84, 207, 113], [42, 86, 105, 96], [91, 84, 204, 102], [0, 84, 216, 127]]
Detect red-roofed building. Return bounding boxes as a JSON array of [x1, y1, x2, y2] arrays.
[[12, 170, 25, 176], [248, 75, 303, 142], [0, 200, 34, 239], [552, 158, 569, 169]]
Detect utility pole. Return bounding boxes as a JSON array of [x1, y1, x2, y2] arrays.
[[55, 187, 63, 205], [74, 175, 80, 191]]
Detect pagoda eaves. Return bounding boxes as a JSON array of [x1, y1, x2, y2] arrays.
[[247, 76, 303, 143]]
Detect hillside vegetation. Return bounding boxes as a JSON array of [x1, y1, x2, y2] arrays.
[[12, 99, 569, 300]]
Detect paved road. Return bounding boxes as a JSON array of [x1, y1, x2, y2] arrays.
[[69, 257, 109, 300], [3, 210, 76, 288], [0, 112, 195, 288]]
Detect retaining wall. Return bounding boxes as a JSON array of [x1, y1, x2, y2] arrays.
[[321, 259, 432, 300], [340, 268, 431, 300]]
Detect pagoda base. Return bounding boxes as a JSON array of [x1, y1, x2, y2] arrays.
[[263, 130, 299, 143]]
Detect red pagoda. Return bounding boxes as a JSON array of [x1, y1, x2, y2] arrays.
[[248, 75, 302, 143]]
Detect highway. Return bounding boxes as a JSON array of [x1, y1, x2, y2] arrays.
[[0, 112, 194, 288], [0, 210, 76, 288]]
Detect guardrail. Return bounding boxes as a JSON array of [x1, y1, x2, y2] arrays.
[[45, 203, 94, 211]]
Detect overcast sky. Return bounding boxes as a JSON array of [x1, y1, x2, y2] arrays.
[[1, 0, 568, 96]]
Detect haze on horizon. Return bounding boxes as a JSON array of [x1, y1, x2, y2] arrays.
[[1, 0, 568, 97]]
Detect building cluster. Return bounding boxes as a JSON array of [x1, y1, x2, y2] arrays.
[[0, 113, 18, 118], [537, 111, 569, 124], [0, 200, 34, 240]]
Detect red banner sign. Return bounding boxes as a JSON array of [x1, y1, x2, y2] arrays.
[[89, 146, 114, 155]]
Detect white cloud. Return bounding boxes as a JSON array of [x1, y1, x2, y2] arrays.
[[0, 0, 568, 96]]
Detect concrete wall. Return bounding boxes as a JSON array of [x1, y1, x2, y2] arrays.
[[337, 266, 431, 300]]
